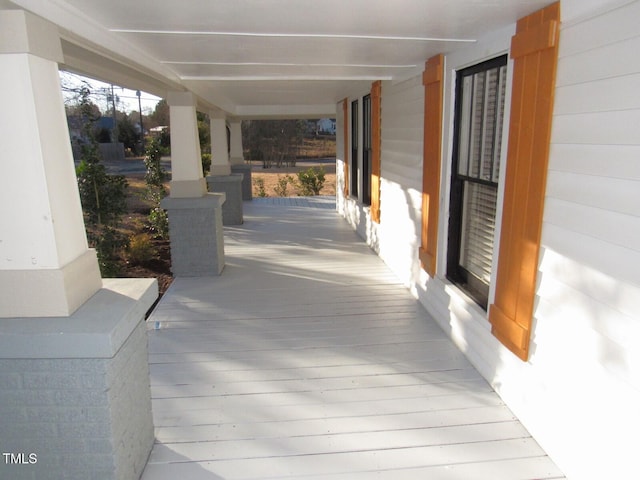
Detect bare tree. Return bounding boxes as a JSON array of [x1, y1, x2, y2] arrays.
[[242, 120, 305, 168]]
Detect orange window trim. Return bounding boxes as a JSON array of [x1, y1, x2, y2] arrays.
[[419, 54, 444, 277], [488, 2, 560, 361], [371, 81, 382, 223]]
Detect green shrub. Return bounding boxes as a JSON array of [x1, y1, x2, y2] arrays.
[[73, 85, 128, 277], [127, 233, 156, 266], [201, 153, 212, 176], [90, 226, 129, 277], [273, 175, 294, 197], [253, 177, 267, 197], [296, 167, 326, 196], [76, 161, 128, 227], [144, 137, 169, 239], [148, 207, 169, 239]]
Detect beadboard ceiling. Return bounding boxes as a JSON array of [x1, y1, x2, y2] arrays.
[[3, 0, 551, 118]]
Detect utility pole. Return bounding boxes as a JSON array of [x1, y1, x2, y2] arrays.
[[109, 85, 118, 143], [136, 90, 144, 155]]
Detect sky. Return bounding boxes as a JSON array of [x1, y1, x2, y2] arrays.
[[59, 70, 162, 115]]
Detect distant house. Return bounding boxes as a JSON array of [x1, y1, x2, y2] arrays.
[[305, 118, 336, 135], [149, 125, 168, 134], [66, 115, 114, 143], [317, 118, 336, 135], [66, 114, 124, 161]]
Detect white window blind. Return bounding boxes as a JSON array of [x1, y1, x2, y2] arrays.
[[460, 182, 497, 284], [453, 62, 507, 296], [457, 66, 506, 183]]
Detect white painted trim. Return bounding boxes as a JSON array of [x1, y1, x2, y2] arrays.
[[438, 24, 515, 309], [181, 75, 393, 81], [0, 10, 63, 62], [234, 104, 337, 119], [13, 0, 181, 84], [0, 249, 102, 318], [0, 278, 157, 358]]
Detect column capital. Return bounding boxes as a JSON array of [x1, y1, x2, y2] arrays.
[[0, 10, 63, 62], [209, 115, 230, 174], [167, 91, 198, 107], [208, 109, 227, 120], [167, 95, 206, 196], [229, 119, 245, 165]]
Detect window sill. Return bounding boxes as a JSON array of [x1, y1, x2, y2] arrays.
[[442, 280, 491, 327]]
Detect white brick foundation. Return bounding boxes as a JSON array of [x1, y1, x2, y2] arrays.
[[161, 194, 226, 276], [0, 279, 158, 480]]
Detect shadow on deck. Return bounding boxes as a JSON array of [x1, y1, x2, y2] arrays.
[[141, 197, 564, 480]]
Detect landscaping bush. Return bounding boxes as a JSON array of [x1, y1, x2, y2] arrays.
[[201, 153, 212, 176], [74, 85, 128, 276], [143, 137, 168, 239], [273, 175, 294, 196], [253, 177, 267, 197], [127, 233, 156, 266], [296, 167, 326, 196], [89, 226, 129, 277]]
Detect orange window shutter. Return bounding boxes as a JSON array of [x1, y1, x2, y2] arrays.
[[419, 54, 444, 277], [371, 81, 382, 223], [342, 98, 349, 197], [488, 2, 560, 361]]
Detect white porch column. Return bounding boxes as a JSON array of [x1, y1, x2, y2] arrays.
[[229, 118, 245, 165], [206, 112, 244, 224], [0, 11, 157, 480], [0, 10, 102, 318], [162, 92, 226, 275], [228, 118, 253, 200], [167, 91, 207, 198], [209, 112, 231, 176]]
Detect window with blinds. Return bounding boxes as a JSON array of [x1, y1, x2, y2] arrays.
[[447, 55, 507, 309], [362, 94, 372, 205], [351, 99, 359, 198]]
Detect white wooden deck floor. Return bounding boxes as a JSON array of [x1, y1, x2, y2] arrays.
[[141, 197, 564, 480]]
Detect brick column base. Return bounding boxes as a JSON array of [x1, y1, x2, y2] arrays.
[[206, 174, 244, 225], [0, 278, 158, 480], [231, 163, 253, 200], [161, 193, 226, 276]]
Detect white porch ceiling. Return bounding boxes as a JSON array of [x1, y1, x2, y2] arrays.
[[3, 0, 552, 118]]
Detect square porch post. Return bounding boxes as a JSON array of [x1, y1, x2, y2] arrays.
[[0, 10, 156, 480], [161, 92, 226, 275], [206, 112, 244, 224], [229, 118, 253, 200]]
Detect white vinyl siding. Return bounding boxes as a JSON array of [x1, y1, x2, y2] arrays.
[[337, 3, 640, 478], [377, 76, 424, 281], [380, 78, 424, 190], [544, 0, 640, 375], [525, 2, 640, 478]]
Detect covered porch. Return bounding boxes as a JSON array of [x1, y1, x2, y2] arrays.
[[141, 198, 564, 480]]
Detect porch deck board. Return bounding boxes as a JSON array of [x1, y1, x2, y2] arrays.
[[141, 198, 564, 480]]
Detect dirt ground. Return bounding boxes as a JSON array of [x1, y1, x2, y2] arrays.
[[248, 160, 336, 197], [118, 173, 173, 296]]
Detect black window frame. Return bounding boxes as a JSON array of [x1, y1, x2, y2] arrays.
[[447, 55, 508, 310], [350, 99, 359, 198], [362, 94, 372, 205]]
